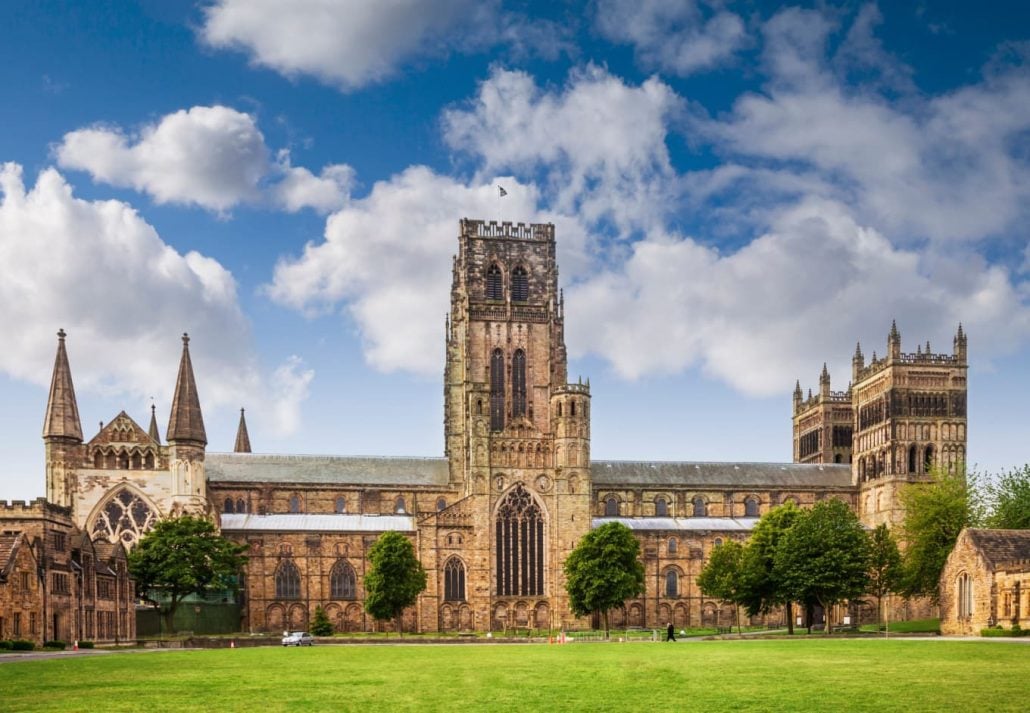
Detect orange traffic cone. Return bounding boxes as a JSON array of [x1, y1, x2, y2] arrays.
[[73, 640, 78, 651]]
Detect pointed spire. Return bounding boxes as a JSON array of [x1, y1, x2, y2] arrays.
[[148, 403, 161, 444], [925, 340, 931, 354], [794, 379, 802, 396], [234, 408, 252, 453], [166, 333, 207, 446], [889, 319, 900, 341], [820, 363, 830, 382], [43, 329, 83, 442], [853, 342, 863, 360]]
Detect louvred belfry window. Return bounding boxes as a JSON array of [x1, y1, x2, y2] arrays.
[[495, 484, 544, 597], [511, 266, 528, 302], [490, 349, 505, 431], [486, 264, 503, 300], [512, 349, 527, 418]]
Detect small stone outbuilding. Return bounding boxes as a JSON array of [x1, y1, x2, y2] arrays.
[[940, 528, 1030, 636]]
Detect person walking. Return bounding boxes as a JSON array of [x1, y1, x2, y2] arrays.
[[667, 623, 676, 642]]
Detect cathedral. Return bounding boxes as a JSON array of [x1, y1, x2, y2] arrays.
[[0, 218, 968, 642]]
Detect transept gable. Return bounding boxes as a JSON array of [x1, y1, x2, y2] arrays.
[[89, 411, 157, 448], [87, 411, 162, 470]]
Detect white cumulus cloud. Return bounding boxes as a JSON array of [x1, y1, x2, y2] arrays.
[[0, 162, 312, 438], [56, 105, 350, 214], [595, 0, 748, 75]]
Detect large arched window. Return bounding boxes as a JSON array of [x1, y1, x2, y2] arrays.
[[511, 266, 528, 302], [486, 264, 503, 300], [496, 484, 544, 596], [908, 445, 917, 474], [692, 496, 706, 517], [656, 497, 668, 517], [924, 445, 935, 472], [276, 561, 301, 599], [331, 560, 356, 599], [744, 497, 759, 518], [490, 349, 505, 431], [665, 570, 678, 598], [90, 488, 158, 548], [512, 349, 527, 418], [444, 557, 466, 602], [605, 497, 619, 517]]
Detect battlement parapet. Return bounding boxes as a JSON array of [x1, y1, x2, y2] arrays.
[[896, 352, 962, 366], [555, 383, 591, 396], [0, 498, 72, 517], [461, 218, 554, 241], [796, 391, 853, 416]]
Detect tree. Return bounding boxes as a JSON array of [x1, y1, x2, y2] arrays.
[[564, 522, 645, 638], [364, 531, 427, 636], [774, 498, 870, 634], [696, 539, 747, 633], [309, 605, 334, 636], [128, 515, 248, 634], [866, 524, 902, 627], [899, 467, 982, 602], [985, 465, 1030, 529], [737, 501, 803, 634]]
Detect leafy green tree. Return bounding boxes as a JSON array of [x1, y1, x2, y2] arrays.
[[900, 467, 982, 602], [867, 524, 902, 627], [128, 515, 248, 634], [696, 539, 747, 633], [985, 465, 1030, 529], [310, 605, 334, 636], [738, 501, 803, 634], [364, 531, 427, 636], [774, 498, 870, 634], [564, 522, 645, 638]]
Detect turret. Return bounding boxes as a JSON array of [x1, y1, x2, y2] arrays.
[[852, 342, 864, 383], [147, 404, 160, 444], [166, 333, 207, 501], [43, 329, 83, 507], [793, 380, 803, 413], [953, 324, 967, 362], [888, 320, 901, 360], [819, 363, 831, 397], [234, 408, 252, 453]]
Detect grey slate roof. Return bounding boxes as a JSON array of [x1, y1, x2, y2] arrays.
[[594, 516, 758, 532], [206, 453, 450, 487], [966, 529, 1030, 567], [591, 460, 852, 488], [221, 513, 415, 533]]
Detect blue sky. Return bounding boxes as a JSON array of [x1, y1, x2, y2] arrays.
[[2, 1, 1029, 500]]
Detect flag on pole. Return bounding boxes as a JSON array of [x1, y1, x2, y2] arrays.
[[498, 185, 508, 197]]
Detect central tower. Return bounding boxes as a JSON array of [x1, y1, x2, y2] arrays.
[[443, 218, 591, 630]]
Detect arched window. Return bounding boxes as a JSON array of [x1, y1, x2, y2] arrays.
[[605, 497, 619, 517], [276, 561, 301, 600], [490, 349, 505, 431], [395, 497, 406, 514], [511, 266, 528, 302], [486, 264, 503, 300], [93, 451, 103, 469], [444, 557, 466, 601], [289, 495, 301, 513], [236, 498, 246, 514], [90, 488, 158, 548], [512, 349, 527, 418], [330, 560, 356, 599], [436, 498, 447, 512], [496, 484, 544, 596], [223, 498, 234, 514], [957, 573, 972, 618], [692, 496, 706, 517], [908, 445, 917, 474], [714, 538, 723, 547], [335, 497, 346, 514], [557, 402, 562, 417], [924, 445, 935, 472], [656, 497, 668, 517], [118, 452, 129, 469], [744, 497, 759, 518], [668, 537, 678, 555], [665, 570, 678, 598], [834, 454, 842, 464]]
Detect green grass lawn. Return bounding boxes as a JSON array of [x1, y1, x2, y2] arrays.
[[1, 639, 1027, 712]]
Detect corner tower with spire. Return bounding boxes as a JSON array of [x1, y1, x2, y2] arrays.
[[44, 329, 84, 508], [166, 333, 209, 507]]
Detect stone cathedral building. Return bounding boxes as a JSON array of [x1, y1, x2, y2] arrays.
[[1, 218, 969, 641]]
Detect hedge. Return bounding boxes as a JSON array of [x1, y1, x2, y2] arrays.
[[43, 640, 67, 650], [11, 640, 35, 651]]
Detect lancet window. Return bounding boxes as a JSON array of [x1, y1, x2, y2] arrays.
[[330, 560, 356, 599], [490, 349, 505, 431], [444, 557, 466, 602], [276, 560, 301, 599], [512, 349, 527, 418]]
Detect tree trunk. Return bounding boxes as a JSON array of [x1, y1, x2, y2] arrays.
[[396, 612, 403, 638], [735, 605, 741, 634], [164, 596, 181, 636], [820, 598, 831, 635], [786, 601, 794, 635], [602, 610, 609, 640], [805, 601, 814, 634], [876, 594, 883, 629]]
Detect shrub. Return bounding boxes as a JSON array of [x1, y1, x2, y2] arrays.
[[981, 626, 1030, 637], [43, 640, 67, 650], [11, 640, 35, 651], [78, 640, 95, 649], [0, 640, 12, 650]]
